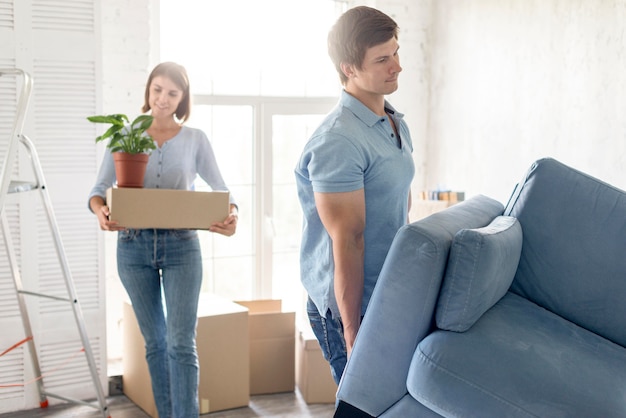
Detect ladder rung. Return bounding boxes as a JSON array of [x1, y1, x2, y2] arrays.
[[8, 180, 39, 193], [43, 391, 108, 411], [18, 290, 73, 303]]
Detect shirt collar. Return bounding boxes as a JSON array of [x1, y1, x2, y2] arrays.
[[340, 90, 404, 127]]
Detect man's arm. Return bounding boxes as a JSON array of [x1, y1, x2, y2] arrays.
[[314, 189, 366, 357]]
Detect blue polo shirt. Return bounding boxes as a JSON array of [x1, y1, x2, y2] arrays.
[[295, 90, 415, 319]]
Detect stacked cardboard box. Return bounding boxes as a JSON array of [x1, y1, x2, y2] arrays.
[[295, 326, 338, 404], [122, 301, 159, 418], [196, 297, 250, 413], [123, 296, 298, 416], [235, 300, 296, 395], [122, 294, 250, 416]]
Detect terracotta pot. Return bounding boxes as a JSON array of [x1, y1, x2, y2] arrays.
[[113, 152, 149, 188]]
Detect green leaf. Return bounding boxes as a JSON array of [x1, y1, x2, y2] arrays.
[[95, 124, 124, 143], [87, 113, 155, 154], [133, 114, 154, 126], [87, 114, 127, 125]]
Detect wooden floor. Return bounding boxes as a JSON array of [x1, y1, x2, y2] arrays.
[[0, 391, 335, 418]]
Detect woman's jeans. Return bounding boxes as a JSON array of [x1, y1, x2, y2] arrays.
[[306, 297, 347, 385], [117, 228, 202, 418]]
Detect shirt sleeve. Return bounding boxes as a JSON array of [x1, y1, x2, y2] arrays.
[[195, 131, 237, 206], [86, 150, 116, 211], [303, 133, 365, 193]]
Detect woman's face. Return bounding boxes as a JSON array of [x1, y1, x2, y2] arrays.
[[148, 75, 184, 120]]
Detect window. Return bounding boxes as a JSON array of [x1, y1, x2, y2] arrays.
[[160, 0, 343, 97], [160, 1, 344, 319]]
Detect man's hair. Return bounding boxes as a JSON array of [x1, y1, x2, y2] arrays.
[[142, 61, 191, 122], [328, 6, 399, 85]]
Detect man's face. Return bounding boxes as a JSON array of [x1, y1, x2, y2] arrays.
[[347, 37, 402, 97]]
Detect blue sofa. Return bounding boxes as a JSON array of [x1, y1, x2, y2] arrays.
[[335, 158, 626, 417]]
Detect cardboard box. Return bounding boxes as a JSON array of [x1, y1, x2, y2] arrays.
[[295, 326, 338, 404], [235, 300, 296, 395], [106, 187, 229, 229], [122, 301, 158, 418], [123, 294, 249, 416]]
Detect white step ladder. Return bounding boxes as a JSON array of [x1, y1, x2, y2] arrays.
[[0, 68, 109, 417]]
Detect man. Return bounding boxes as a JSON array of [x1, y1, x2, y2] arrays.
[[295, 6, 415, 384]]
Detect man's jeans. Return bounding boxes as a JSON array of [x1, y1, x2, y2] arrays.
[[306, 297, 347, 385], [117, 228, 202, 418]]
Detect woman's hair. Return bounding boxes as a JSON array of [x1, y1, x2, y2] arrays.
[[142, 62, 191, 122], [327, 6, 399, 85]]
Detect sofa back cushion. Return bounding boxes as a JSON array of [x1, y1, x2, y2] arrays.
[[436, 216, 522, 332], [505, 158, 626, 347]]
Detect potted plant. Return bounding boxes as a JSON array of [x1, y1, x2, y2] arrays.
[[87, 113, 156, 188]]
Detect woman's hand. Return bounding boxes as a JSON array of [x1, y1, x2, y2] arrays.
[[90, 196, 125, 231], [209, 205, 238, 236]]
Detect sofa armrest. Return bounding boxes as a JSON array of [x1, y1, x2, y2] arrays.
[[336, 195, 503, 416]]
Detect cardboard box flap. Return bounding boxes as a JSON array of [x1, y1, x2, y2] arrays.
[[198, 294, 248, 317], [235, 300, 295, 339], [299, 327, 324, 351], [235, 299, 282, 313]]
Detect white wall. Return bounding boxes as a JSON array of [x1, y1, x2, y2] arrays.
[[425, 0, 626, 204]]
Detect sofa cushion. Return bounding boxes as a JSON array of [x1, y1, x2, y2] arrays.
[[505, 157, 626, 347], [409, 292, 626, 418], [436, 216, 522, 332]]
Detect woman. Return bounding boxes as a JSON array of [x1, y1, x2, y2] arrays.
[[88, 62, 238, 417]]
